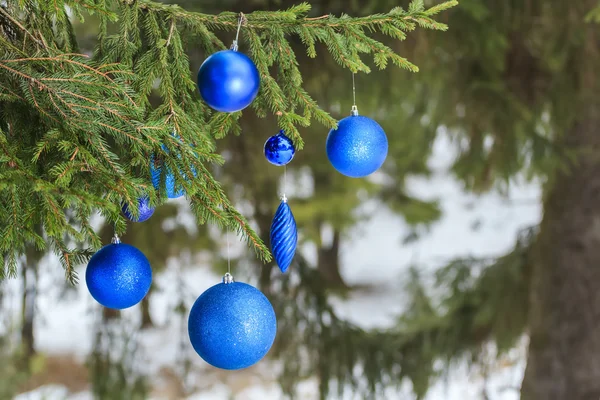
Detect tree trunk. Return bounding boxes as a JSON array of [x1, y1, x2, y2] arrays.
[[140, 294, 154, 329], [317, 229, 348, 289], [102, 307, 120, 321], [521, 29, 600, 398], [20, 261, 36, 360]]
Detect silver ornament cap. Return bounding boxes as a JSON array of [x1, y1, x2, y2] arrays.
[[223, 272, 234, 284]]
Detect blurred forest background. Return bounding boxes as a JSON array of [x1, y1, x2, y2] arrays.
[[2, 0, 600, 399]]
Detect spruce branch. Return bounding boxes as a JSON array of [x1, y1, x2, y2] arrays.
[[0, 0, 456, 276]]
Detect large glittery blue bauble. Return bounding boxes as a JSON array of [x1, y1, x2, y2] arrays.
[[326, 115, 388, 178], [270, 200, 297, 273], [264, 130, 295, 166], [86, 243, 152, 310], [197, 50, 260, 113], [188, 281, 277, 370], [122, 196, 155, 222]]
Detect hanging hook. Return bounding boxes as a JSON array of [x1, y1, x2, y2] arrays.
[[223, 272, 235, 284], [231, 12, 246, 51]]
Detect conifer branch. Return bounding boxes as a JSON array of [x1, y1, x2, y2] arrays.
[[0, 0, 456, 276]]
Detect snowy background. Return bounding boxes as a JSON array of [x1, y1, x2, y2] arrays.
[[9, 133, 541, 400]]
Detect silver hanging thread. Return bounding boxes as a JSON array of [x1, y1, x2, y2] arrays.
[[231, 12, 246, 51], [223, 230, 234, 284], [351, 72, 359, 116], [282, 165, 287, 201]]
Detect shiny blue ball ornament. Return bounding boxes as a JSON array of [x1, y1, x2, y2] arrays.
[[264, 130, 295, 166], [122, 197, 155, 222], [188, 275, 277, 370], [197, 50, 260, 113], [270, 198, 297, 273], [86, 240, 152, 310], [326, 113, 388, 178]]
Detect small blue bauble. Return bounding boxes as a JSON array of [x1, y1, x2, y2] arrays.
[[270, 200, 297, 273], [86, 243, 152, 310], [326, 114, 388, 178], [122, 197, 155, 222], [188, 279, 277, 370], [197, 50, 260, 113], [264, 130, 295, 166]]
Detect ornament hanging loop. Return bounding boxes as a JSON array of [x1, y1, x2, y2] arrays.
[[111, 233, 121, 244], [231, 12, 246, 51], [223, 272, 235, 284], [351, 72, 359, 115]]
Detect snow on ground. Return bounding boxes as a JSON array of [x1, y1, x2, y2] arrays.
[[12, 133, 541, 399]]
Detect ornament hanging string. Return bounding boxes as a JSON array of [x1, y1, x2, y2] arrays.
[[226, 229, 231, 275], [231, 13, 246, 51], [223, 223, 234, 283], [351, 72, 359, 116], [282, 165, 287, 200]]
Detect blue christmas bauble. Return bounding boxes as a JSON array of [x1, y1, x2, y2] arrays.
[[86, 243, 152, 310], [150, 158, 185, 199], [264, 130, 295, 166], [270, 200, 297, 273], [188, 280, 277, 370], [197, 50, 260, 113], [326, 115, 388, 178], [122, 196, 155, 222]]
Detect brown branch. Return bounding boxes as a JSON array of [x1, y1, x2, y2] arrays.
[[165, 18, 176, 47]]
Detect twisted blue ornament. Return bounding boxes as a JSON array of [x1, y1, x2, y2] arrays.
[[270, 199, 297, 273], [197, 50, 260, 113], [326, 114, 388, 178], [86, 241, 152, 310], [122, 196, 155, 222], [150, 143, 197, 199], [264, 130, 295, 166], [188, 278, 277, 370]]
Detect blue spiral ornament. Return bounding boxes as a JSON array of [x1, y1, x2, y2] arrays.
[[270, 198, 297, 273], [150, 143, 198, 199], [150, 157, 185, 199], [188, 274, 277, 370]]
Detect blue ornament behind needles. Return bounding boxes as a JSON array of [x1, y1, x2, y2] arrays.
[[270, 197, 297, 273], [264, 130, 295, 166], [150, 155, 185, 199], [122, 196, 155, 222], [188, 274, 277, 370], [150, 141, 198, 199], [86, 235, 152, 310]]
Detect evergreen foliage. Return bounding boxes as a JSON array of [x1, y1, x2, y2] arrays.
[[0, 0, 457, 282]]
